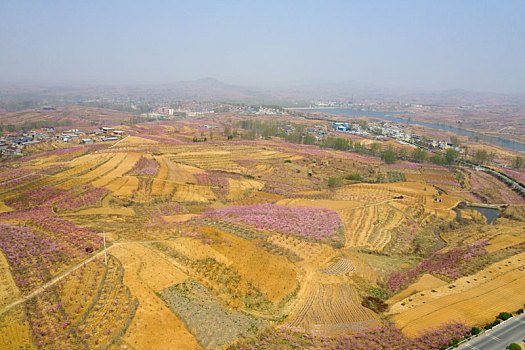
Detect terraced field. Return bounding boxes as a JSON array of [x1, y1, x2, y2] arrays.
[[1, 118, 524, 349], [285, 283, 378, 335]]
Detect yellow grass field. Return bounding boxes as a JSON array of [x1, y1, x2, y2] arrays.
[[285, 283, 378, 335], [92, 152, 142, 188], [111, 244, 200, 350], [0, 201, 12, 214], [111, 176, 140, 197], [391, 252, 525, 335], [151, 155, 169, 196], [387, 274, 448, 304], [340, 203, 405, 250], [0, 252, 19, 308], [0, 307, 33, 350], [211, 231, 299, 304], [486, 234, 525, 253], [276, 198, 361, 210], [226, 178, 263, 201], [172, 184, 216, 203]]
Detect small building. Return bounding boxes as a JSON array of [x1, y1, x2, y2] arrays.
[[81, 139, 94, 145], [113, 130, 124, 136], [101, 136, 118, 142], [100, 127, 115, 134]]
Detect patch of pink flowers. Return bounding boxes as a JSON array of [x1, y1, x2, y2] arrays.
[[202, 203, 342, 241]]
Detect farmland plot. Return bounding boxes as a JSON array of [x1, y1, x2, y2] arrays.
[[22, 255, 137, 349], [320, 258, 356, 275], [161, 279, 265, 350], [150, 155, 169, 196], [0, 306, 32, 350], [92, 152, 142, 188], [0, 251, 19, 308], [340, 204, 405, 250], [111, 244, 199, 350], [285, 283, 378, 335]]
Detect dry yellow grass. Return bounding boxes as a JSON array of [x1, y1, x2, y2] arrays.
[[486, 234, 525, 253], [0, 252, 19, 308], [226, 178, 263, 201], [165, 160, 201, 184], [111, 244, 200, 350], [0, 307, 33, 350], [340, 204, 404, 250], [172, 184, 216, 203], [151, 155, 169, 196], [391, 252, 525, 335], [62, 153, 127, 188], [92, 152, 142, 188], [112, 176, 140, 197], [115, 135, 157, 146], [441, 218, 525, 248], [0, 201, 12, 214], [211, 231, 299, 304], [65, 207, 136, 216], [387, 274, 448, 304], [163, 238, 230, 266], [285, 283, 378, 335], [276, 198, 361, 210]]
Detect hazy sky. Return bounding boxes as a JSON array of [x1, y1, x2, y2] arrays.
[[1, 0, 524, 93]]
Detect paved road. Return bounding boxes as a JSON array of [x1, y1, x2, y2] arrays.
[[458, 314, 525, 350]]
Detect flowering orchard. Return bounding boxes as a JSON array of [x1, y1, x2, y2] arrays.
[[0, 211, 102, 292], [6, 184, 108, 211], [230, 320, 471, 350], [125, 156, 159, 177], [386, 241, 488, 292], [23, 256, 137, 349], [202, 204, 343, 242]]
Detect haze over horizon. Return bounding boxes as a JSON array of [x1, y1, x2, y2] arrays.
[[1, 1, 524, 94]]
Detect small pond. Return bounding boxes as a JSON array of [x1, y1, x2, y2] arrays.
[[466, 205, 500, 225]]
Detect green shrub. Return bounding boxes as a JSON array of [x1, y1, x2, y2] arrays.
[[327, 177, 342, 189], [470, 327, 481, 335], [497, 312, 512, 320], [284, 159, 292, 163], [516, 308, 523, 315], [345, 173, 363, 181], [508, 343, 521, 350], [484, 320, 501, 330]]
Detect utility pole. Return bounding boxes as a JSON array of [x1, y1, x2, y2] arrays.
[[103, 231, 107, 265]]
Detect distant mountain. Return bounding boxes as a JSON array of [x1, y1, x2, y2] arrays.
[[1, 78, 524, 107]]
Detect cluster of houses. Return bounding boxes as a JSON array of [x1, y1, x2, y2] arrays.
[[328, 121, 458, 151], [0, 126, 125, 157]]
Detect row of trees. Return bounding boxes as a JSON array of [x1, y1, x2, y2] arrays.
[[235, 119, 523, 169]]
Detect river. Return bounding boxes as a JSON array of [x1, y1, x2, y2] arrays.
[[300, 108, 525, 152]]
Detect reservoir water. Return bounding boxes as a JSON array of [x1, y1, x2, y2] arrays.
[[466, 205, 500, 225], [302, 108, 525, 152]]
